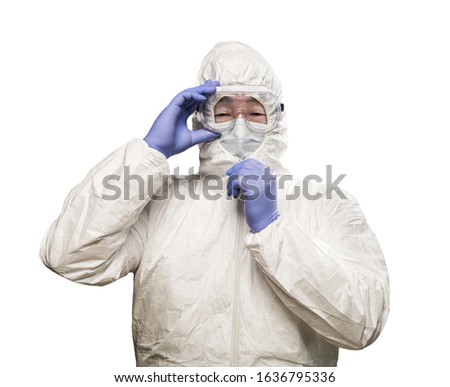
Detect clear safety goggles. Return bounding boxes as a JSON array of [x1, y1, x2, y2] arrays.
[[196, 85, 283, 134]]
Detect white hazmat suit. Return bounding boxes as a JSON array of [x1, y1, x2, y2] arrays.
[[40, 42, 390, 367]]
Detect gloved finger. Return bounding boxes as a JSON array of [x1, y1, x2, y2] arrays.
[[172, 81, 220, 115], [194, 79, 219, 85], [226, 174, 243, 199], [179, 99, 203, 121], [190, 128, 220, 146], [226, 161, 246, 176], [175, 91, 207, 108], [226, 159, 265, 176], [182, 85, 218, 97], [166, 97, 202, 119], [187, 81, 220, 96], [226, 174, 239, 197], [226, 159, 255, 176], [202, 79, 220, 86], [226, 164, 255, 178], [226, 174, 233, 197], [171, 81, 219, 107], [203, 79, 219, 85], [231, 178, 242, 199], [197, 79, 220, 87]]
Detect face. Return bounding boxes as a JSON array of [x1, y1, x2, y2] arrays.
[[214, 96, 268, 124]]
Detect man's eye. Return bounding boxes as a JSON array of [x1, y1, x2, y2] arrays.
[[214, 112, 234, 123], [250, 112, 266, 117]]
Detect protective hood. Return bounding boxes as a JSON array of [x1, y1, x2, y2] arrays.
[[193, 42, 289, 176]]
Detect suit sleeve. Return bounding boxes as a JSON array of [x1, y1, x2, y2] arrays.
[[246, 186, 390, 350], [40, 139, 169, 286]]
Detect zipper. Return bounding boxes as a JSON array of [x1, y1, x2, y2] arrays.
[[230, 199, 244, 366]]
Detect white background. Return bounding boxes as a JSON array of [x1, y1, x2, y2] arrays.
[[1, 0, 449, 385]]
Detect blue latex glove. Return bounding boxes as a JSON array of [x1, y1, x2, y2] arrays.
[[144, 80, 221, 158], [226, 159, 280, 233]]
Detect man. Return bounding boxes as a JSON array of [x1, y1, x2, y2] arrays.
[[40, 41, 390, 366]]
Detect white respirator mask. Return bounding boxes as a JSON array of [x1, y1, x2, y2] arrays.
[[218, 118, 266, 159]]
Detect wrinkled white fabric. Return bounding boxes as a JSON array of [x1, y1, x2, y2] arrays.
[[40, 41, 390, 367]]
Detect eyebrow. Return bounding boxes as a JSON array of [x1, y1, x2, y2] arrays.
[[216, 96, 260, 104]]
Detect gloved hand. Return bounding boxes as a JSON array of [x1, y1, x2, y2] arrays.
[[144, 80, 221, 158], [226, 159, 280, 233]]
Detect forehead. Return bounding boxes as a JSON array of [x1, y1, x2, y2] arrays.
[[214, 96, 264, 107]]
